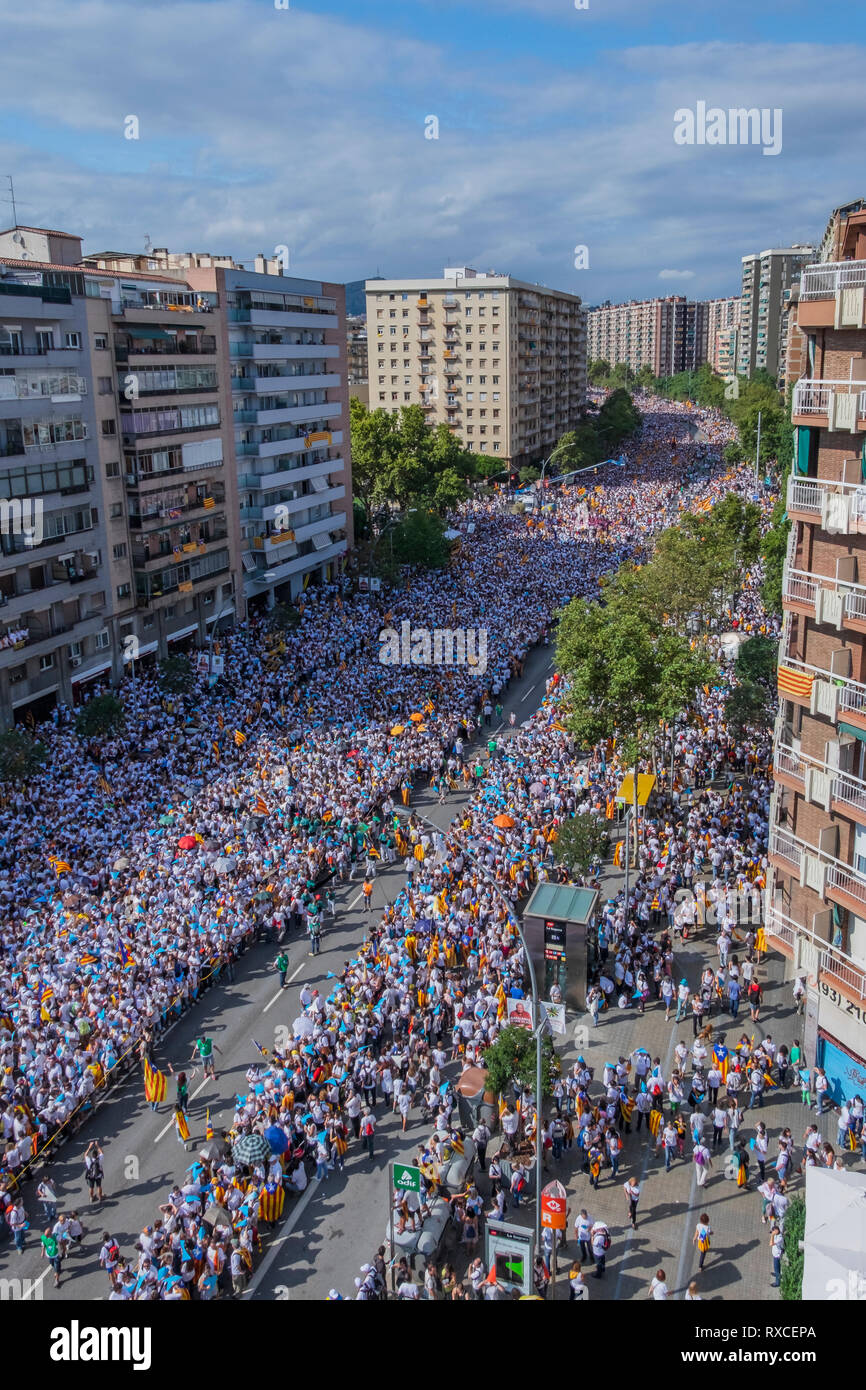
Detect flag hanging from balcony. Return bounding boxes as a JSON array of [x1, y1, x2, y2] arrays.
[[777, 666, 814, 701]]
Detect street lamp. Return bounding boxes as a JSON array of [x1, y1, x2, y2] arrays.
[[208, 602, 232, 680]]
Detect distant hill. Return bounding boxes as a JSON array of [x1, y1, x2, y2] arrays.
[[346, 277, 382, 316]]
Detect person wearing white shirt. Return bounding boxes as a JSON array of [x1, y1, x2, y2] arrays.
[[649, 1269, 669, 1299]]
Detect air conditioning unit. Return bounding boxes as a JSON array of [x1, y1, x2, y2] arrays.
[[69, 657, 81, 668]]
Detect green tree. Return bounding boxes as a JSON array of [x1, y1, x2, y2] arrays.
[[736, 635, 778, 685], [760, 491, 791, 615], [483, 1024, 558, 1100], [0, 728, 46, 783], [390, 510, 450, 568], [588, 358, 611, 385], [725, 680, 773, 735], [634, 365, 656, 390], [781, 1196, 805, 1301], [75, 693, 124, 738], [158, 655, 194, 695], [518, 465, 540, 486], [597, 388, 641, 450], [553, 814, 609, 877]]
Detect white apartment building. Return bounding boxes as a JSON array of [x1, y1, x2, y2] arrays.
[[365, 268, 586, 471]]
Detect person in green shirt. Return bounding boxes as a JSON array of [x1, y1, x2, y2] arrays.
[[274, 951, 289, 989], [41, 1228, 63, 1288], [190, 1035, 222, 1080]]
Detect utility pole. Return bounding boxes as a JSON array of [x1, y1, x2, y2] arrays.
[[754, 409, 762, 487]]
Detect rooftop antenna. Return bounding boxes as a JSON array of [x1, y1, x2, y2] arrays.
[[144, 235, 152, 253], [3, 175, 18, 226]]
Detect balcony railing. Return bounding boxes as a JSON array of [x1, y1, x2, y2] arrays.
[[769, 820, 866, 911], [775, 742, 866, 818], [764, 901, 866, 1001], [800, 260, 866, 301], [792, 378, 866, 419], [783, 565, 866, 625], [779, 651, 866, 720], [786, 475, 866, 533]]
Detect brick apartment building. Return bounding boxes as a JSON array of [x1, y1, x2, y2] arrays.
[[770, 200, 866, 1097]]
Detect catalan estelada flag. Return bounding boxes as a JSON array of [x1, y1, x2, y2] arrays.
[[144, 1059, 167, 1104], [258, 1184, 285, 1223], [234, 729, 246, 747], [713, 1043, 729, 1085], [175, 1108, 190, 1143], [118, 938, 134, 971], [205, 1109, 214, 1141]]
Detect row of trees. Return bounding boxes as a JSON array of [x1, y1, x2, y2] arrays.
[[555, 492, 767, 825]]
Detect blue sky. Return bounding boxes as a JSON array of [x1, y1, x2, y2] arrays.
[[1, 0, 864, 303]]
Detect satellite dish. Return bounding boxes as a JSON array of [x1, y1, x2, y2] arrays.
[[12, 231, 24, 245]]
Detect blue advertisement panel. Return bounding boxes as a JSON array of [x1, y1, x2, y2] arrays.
[[818, 1032, 866, 1106]]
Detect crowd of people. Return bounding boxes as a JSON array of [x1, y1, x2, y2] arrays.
[[1, 389, 824, 1300]]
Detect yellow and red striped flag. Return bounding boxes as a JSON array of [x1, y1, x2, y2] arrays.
[[234, 729, 246, 747], [143, 1059, 167, 1104], [48, 856, 71, 874], [255, 794, 269, 816], [217, 713, 224, 730], [175, 1109, 190, 1143]]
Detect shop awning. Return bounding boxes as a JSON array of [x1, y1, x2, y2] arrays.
[[616, 772, 656, 806], [839, 721, 866, 744]]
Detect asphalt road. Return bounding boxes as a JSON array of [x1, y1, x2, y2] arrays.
[[2, 639, 556, 1303]]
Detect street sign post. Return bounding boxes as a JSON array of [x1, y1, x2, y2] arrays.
[[484, 1219, 534, 1298], [393, 1162, 421, 1192], [541, 1179, 568, 1300], [389, 1162, 422, 1290]]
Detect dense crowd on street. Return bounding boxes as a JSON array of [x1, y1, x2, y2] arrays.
[[3, 390, 841, 1300]]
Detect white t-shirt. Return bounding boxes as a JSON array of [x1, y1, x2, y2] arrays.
[[650, 1277, 669, 1299]]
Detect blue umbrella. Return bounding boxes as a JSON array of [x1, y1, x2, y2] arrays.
[[264, 1124, 288, 1155]]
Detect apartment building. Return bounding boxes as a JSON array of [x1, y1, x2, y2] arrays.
[[737, 245, 815, 382], [365, 268, 586, 471], [93, 251, 353, 609], [586, 296, 701, 377], [704, 296, 741, 376], [347, 316, 369, 406], [770, 202, 866, 1098]]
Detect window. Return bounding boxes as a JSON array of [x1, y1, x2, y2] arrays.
[[401, 293, 408, 301], [110, 502, 123, 519], [117, 582, 131, 599], [94, 334, 108, 350], [466, 426, 474, 434], [480, 376, 486, 385], [378, 392, 385, 401], [466, 376, 473, 385], [64, 332, 81, 350], [38, 652, 55, 671], [403, 393, 411, 401], [480, 393, 487, 402], [113, 542, 127, 560], [493, 441, 500, 452], [466, 392, 474, 401], [102, 419, 117, 437], [105, 459, 120, 478], [36, 329, 55, 352], [389, 310, 396, 318], [378, 376, 385, 385], [98, 377, 112, 394]]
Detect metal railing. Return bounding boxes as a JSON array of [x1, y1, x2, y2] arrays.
[[792, 378, 866, 417], [800, 260, 866, 301], [764, 901, 866, 1000]]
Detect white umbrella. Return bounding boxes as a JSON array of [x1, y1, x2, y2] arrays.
[[291, 1014, 314, 1039]]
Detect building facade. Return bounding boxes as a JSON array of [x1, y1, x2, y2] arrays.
[[704, 296, 741, 376], [347, 316, 369, 406], [365, 268, 586, 470], [737, 246, 815, 382], [770, 203, 866, 1100], [586, 295, 712, 378], [0, 225, 354, 723]]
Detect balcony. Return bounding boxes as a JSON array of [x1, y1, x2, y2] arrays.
[[783, 565, 866, 632], [769, 822, 866, 916], [791, 378, 866, 432], [764, 901, 866, 1002], [799, 261, 866, 330], [778, 651, 866, 727], [773, 743, 866, 826], [786, 474, 866, 534]]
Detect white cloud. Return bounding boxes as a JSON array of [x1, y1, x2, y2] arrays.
[[658, 269, 696, 280], [0, 3, 862, 299]]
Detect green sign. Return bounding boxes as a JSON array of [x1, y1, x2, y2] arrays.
[[393, 1162, 421, 1193]]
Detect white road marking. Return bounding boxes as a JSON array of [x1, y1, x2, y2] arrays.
[[20, 1267, 49, 1299], [262, 960, 304, 1013], [242, 1177, 319, 1298], [520, 682, 537, 703]]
